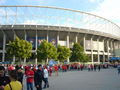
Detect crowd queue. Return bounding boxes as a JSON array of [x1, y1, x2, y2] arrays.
[[0, 63, 118, 90]]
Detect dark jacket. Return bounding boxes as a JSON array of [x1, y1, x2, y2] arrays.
[[34, 69, 44, 86], [0, 75, 10, 86], [17, 72, 24, 84]]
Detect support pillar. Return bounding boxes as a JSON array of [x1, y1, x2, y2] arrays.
[[24, 31, 27, 65], [67, 33, 70, 63], [97, 38, 100, 64], [91, 37, 93, 64], [13, 33, 16, 64], [103, 39, 105, 63], [111, 40, 114, 56], [107, 40, 109, 62], [75, 35, 78, 43], [110, 40, 113, 56], [47, 31, 49, 42], [83, 35, 86, 53], [2, 34, 6, 62], [57, 32, 59, 45], [46, 31, 49, 63], [35, 30, 38, 65]]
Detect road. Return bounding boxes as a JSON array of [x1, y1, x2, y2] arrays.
[[23, 68, 120, 90]]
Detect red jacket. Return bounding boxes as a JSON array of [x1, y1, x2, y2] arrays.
[[25, 70, 34, 83], [54, 66, 58, 71]]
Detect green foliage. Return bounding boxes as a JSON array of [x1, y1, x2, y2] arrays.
[[70, 43, 89, 63], [37, 40, 57, 62], [7, 37, 32, 60], [80, 53, 90, 63], [57, 45, 71, 62]]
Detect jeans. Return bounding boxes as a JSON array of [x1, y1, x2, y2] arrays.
[[27, 82, 33, 90], [43, 78, 49, 88], [36, 82, 42, 90]]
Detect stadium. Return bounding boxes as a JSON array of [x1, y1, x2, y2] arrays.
[[0, 6, 120, 64]]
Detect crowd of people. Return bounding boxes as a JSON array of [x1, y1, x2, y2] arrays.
[[0, 64, 49, 90], [0, 63, 118, 90]]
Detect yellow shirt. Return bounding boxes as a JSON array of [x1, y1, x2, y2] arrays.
[[4, 81, 22, 90]]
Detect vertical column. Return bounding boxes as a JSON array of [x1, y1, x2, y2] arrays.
[[107, 40, 109, 61], [113, 41, 115, 55], [35, 30, 38, 65], [83, 35, 86, 53], [117, 41, 119, 49], [103, 39, 105, 63], [47, 31, 49, 42], [57, 32, 60, 64], [13, 33, 16, 64], [67, 33, 70, 63], [97, 38, 100, 64], [110, 40, 113, 56], [57, 32, 59, 45], [46, 31, 49, 63], [24, 31, 27, 65], [67, 33, 70, 48], [91, 37, 93, 64], [2, 34, 6, 62], [24, 32, 27, 40], [75, 34, 78, 43], [118, 41, 120, 49], [35, 30, 38, 50], [13, 33, 16, 40]]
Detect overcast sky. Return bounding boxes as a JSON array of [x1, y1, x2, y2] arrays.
[[0, 0, 120, 26]]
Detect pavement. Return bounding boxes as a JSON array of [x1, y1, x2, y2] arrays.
[[23, 68, 120, 90]]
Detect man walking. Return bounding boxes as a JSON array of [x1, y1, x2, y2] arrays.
[[43, 66, 49, 89], [25, 66, 34, 90], [34, 64, 44, 90]]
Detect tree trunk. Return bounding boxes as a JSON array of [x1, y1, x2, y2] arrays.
[[12, 56, 15, 64], [24, 58, 26, 65], [35, 58, 38, 66], [45, 58, 49, 65], [20, 58, 22, 65]]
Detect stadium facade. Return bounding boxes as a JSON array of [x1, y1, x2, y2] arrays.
[[0, 6, 120, 64]]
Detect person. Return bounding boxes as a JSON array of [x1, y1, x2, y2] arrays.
[[48, 66, 52, 76], [16, 67, 24, 84], [4, 70, 22, 90], [0, 66, 10, 90], [8, 65, 15, 71], [98, 64, 101, 72], [34, 64, 44, 90], [54, 65, 58, 76], [88, 64, 91, 71], [94, 64, 97, 71], [25, 66, 34, 90], [117, 64, 120, 74], [43, 66, 49, 89]]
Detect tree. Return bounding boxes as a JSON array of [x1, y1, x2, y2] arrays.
[[80, 53, 90, 63], [7, 37, 32, 63], [37, 40, 57, 63], [57, 45, 71, 62], [70, 43, 89, 63]]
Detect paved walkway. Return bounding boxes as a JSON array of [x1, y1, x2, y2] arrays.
[[24, 68, 120, 90]]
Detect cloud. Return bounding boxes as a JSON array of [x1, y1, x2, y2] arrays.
[[16, 0, 54, 5], [0, 0, 6, 4], [88, 0, 97, 3], [23, 20, 39, 25], [89, 0, 120, 26]]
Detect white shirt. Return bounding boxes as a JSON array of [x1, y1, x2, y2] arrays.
[[44, 68, 48, 78]]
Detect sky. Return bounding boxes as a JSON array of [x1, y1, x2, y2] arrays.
[[0, 0, 120, 26]]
